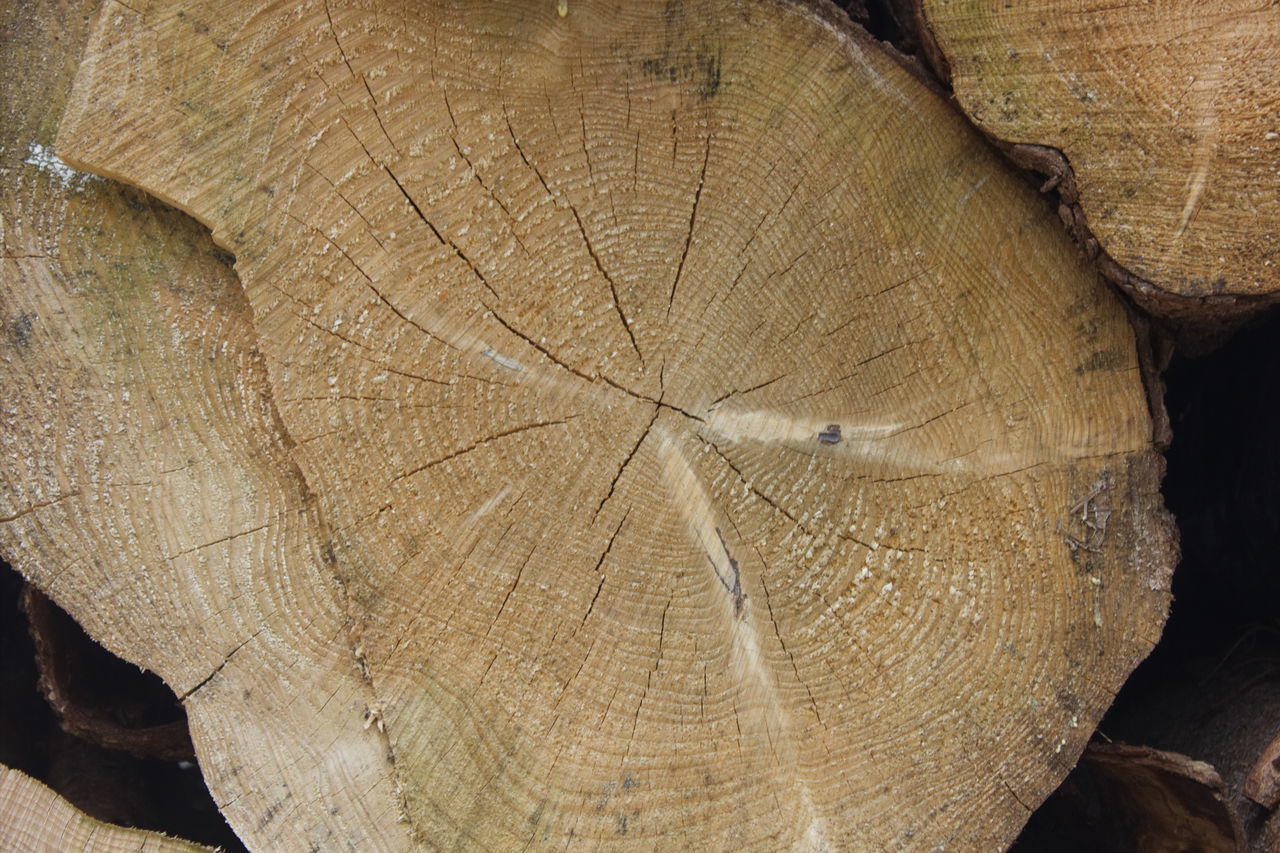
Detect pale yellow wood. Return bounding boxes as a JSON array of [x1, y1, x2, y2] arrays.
[[919, 0, 1280, 311], [0, 764, 213, 853], [1, 0, 1178, 848]]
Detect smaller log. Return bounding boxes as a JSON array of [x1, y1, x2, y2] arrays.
[[912, 0, 1280, 330], [1018, 743, 1245, 853], [0, 0, 406, 848], [1083, 744, 1244, 853], [0, 764, 214, 853]]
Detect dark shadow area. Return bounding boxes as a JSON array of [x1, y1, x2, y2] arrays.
[[1015, 308, 1280, 850], [1105, 308, 1280, 742], [858, 0, 921, 54], [0, 561, 247, 852]]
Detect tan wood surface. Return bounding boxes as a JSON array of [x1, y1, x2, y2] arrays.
[[0, 764, 214, 853], [1, 0, 1177, 848], [916, 0, 1280, 319], [0, 0, 410, 848]]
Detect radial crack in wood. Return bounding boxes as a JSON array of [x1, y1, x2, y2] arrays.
[[33, 0, 1177, 848], [0, 0, 410, 848]]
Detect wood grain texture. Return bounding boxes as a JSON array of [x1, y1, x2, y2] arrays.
[[0, 1, 409, 849], [0, 0, 1179, 848], [916, 0, 1280, 320], [0, 764, 213, 853]]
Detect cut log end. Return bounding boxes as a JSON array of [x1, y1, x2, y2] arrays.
[[0, 765, 216, 853], [0, 0, 1179, 848], [914, 0, 1280, 327]]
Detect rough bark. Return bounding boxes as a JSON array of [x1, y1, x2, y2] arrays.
[[1077, 744, 1244, 853], [2, 0, 1176, 848], [22, 584, 194, 762]]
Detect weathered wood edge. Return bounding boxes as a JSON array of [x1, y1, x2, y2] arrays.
[[907, 0, 1280, 347]]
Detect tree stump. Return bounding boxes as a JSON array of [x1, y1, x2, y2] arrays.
[[913, 0, 1280, 325], [3, 0, 1175, 848]]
